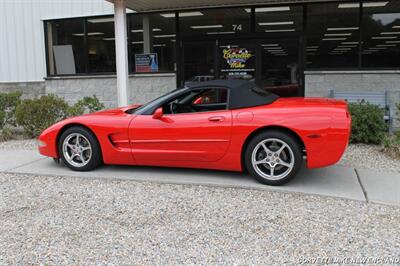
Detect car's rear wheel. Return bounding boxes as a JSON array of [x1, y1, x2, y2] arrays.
[[58, 126, 102, 171], [245, 130, 303, 186]]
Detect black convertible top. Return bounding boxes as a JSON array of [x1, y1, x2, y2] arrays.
[[186, 79, 279, 109]]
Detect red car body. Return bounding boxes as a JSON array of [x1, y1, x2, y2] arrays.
[[39, 97, 351, 172]]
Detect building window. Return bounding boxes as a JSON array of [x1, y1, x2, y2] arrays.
[[46, 18, 86, 75], [86, 17, 116, 73], [255, 5, 303, 97], [183, 41, 215, 83], [255, 5, 303, 33], [128, 13, 175, 73], [362, 1, 400, 68], [179, 8, 251, 37], [306, 2, 360, 69], [46, 16, 116, 75]]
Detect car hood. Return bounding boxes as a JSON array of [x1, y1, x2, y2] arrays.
[[89, 104, 141, 116]]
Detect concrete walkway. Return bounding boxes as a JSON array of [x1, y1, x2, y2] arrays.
[[1, 150, 399, 206]]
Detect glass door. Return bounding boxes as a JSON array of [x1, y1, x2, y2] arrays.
[[261, 38, 302, 97], [183, 41, 216, 86]]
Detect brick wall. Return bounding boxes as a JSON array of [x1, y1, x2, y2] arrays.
[[44, 74, 176, 108], [0, 82, 45, 99]]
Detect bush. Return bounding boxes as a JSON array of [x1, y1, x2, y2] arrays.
[[0, 126, 13, 142], [382, 133, 400, 159], [348, 101, 387, 144], [0, 111, 5, 130], [0, 91, 22, 129], [15, 94, 69, 137], [67, 95, 105, 117]]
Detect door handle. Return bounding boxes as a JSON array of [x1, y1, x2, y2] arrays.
[[208, 116, 225, 122]]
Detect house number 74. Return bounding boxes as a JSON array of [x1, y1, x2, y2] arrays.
[[232, 24, 243, 31]]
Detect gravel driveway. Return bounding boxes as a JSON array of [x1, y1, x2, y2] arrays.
[[339, 143, 400, 172], [1, 172, 399, 265]]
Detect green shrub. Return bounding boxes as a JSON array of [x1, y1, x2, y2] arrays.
[[67, 95, 105, 117], [348, 101, 387, 144], [397, 103, 400, 123], [15, 94, 69, 137], [0, 111, 5, 130], [0, 91, 22, 128], [0, 126, 13, 142], [382, 133, 400, 159]]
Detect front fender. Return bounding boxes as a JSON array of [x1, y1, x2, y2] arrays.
[[38, 118, 74, 158]]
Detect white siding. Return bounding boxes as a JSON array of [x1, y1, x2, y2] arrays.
[[0, 0, 115, 82]]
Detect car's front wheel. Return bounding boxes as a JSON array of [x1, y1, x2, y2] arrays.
[[58, 126, 102, 171], [245, 130, 303, 186]]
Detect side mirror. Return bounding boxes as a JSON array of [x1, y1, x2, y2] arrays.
[[152, 107, 163, 119]]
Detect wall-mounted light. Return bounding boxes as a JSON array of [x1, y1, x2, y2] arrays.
[[381, 32, 400, 35], [87, 18, 114, 23], [261, 44, 280, 47], [338, 2, 388, 8], [258, 21, 294, 26], [153, 34, 176, 38], [72, 32, 104, 36], [265, 29, 295, 33], [324, 33, 352, 37], [206, 31, 235, 35], [191, 25, 223, 29], [131, 28, 162, 33], [372, 36, 397, 39], [245, 6, 290, 13], [322, 38, 347, 41], [161, 12, 203, 18], [327, 27, 359, 31]]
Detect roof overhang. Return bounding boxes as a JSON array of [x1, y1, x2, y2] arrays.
[[107, 0, 347, 13]]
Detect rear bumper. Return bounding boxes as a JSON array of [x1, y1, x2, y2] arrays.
[[306, 131, 350, 168], [307, 105, 351, 168]]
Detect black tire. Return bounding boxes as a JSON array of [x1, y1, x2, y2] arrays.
[[58, 126, 102, 171], [244, 130, 303, 186]]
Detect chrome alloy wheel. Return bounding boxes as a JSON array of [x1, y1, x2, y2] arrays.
[[62, 133, 92, 168], [251, 138, 295, 181]]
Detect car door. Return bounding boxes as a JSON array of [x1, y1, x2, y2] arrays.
[[129, 87, 232, 162]]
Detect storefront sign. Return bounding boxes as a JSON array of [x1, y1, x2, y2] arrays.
[[135, 53, 158, 72], [221, 47, 255, 79], [223, 48, 253, 69]]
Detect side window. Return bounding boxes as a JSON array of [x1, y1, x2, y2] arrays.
[[162, 87, 228, 115], [192, 88, 228, 105]]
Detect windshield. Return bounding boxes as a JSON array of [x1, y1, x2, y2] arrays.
[[130, 88, 186, 115]]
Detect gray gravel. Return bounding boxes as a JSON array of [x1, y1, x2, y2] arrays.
[[0, 139, 38, 150], [0, 172, 399, 265], [339, 144, 400, 172]]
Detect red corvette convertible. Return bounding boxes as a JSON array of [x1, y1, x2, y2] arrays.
[[39, 80, 351, 185]]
